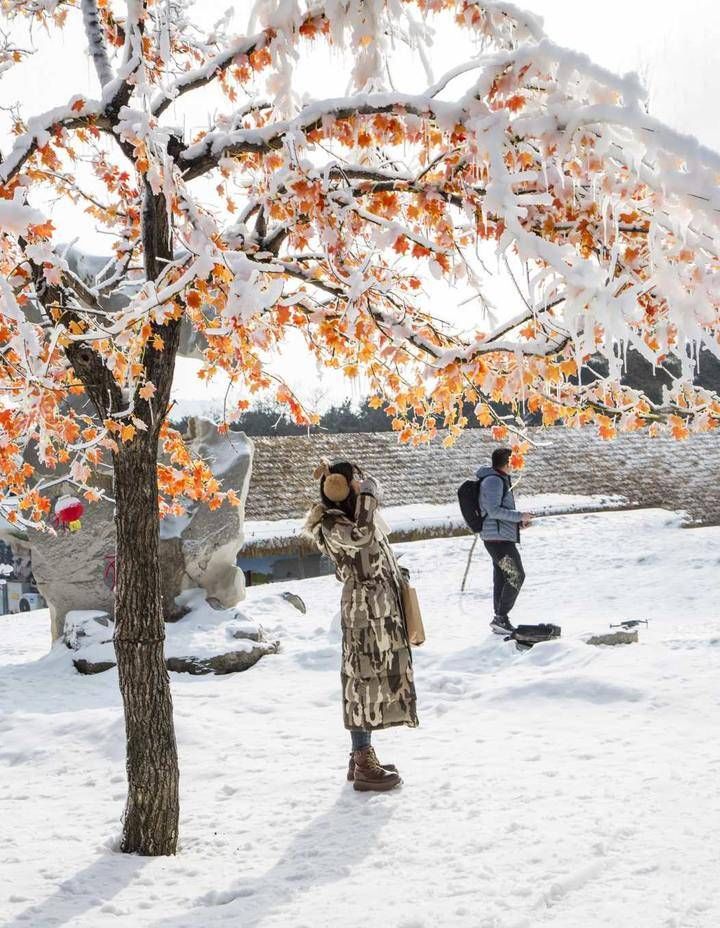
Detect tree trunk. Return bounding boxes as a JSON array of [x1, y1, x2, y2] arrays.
[[113, 437, 179, 856]]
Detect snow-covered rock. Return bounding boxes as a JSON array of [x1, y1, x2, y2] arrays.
[[64, 591, 279, 676], [585, 629, 640, 646], [62, 610, 116, 675]]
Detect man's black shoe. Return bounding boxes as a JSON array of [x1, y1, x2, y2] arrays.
[[490, 614, 515, 635]]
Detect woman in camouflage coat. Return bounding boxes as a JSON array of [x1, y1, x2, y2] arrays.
[[305, 460, 418, 791]]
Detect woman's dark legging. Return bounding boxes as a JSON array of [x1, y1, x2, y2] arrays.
[[350, 729, 371, 751]]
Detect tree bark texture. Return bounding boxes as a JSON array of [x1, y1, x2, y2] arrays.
[[113, 437, 179, 856], [112, 182, 182, 856]]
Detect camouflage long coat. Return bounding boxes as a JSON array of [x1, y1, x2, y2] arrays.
[[306, 484, 418, 732]]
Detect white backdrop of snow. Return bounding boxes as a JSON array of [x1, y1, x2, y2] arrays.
[[1, 506, 719, 927]]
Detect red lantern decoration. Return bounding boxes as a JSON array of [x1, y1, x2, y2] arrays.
[[54, 496, 85, 532]]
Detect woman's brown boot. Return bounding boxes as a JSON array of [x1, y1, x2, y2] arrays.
[[347, 746, 397, 782], [351, 747, 401, 791]]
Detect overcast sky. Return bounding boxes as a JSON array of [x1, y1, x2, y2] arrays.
[[4, 1, 719, 411], [526, 0, 720, 151]]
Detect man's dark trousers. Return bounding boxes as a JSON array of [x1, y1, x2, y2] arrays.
[[483, 541, 525, 617]]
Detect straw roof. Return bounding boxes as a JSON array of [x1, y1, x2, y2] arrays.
[[246, 427, 720, 526]]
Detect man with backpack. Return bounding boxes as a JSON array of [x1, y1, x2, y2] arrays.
[[475, 447, 533, 635]]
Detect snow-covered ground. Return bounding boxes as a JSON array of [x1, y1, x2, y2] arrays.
[[1, 508, 719, 928]]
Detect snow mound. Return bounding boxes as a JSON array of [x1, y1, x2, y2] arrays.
[[488, 674, 646, 705]]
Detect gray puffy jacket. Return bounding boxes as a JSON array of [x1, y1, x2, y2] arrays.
[[477, 466, 522, 542]]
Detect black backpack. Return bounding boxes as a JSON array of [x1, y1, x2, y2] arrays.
[[457, 473, 506, 534], [509, 624, 562, 651]]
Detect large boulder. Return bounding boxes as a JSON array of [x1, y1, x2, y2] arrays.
[[29, 493, 115, 641], [14, 419, 254, 640]]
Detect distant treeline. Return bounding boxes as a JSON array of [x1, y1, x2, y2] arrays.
[[229, 399, 398, 435]]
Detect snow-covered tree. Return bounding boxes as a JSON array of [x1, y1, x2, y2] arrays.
[[1, 0, 719, 855]]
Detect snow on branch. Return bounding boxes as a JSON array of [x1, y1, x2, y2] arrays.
[[81, 0, 114, 89], [2, 0, 720, 522], [179, 92, 462, 178], [150, 26, 277, 118], [458, 0, 545, 46], [0, 101, 104, 187]]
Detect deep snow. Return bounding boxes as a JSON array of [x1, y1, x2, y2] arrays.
[[1, 508, 719, 928]]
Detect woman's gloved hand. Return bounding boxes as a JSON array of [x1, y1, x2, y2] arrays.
[[353, 476, 380, 499]]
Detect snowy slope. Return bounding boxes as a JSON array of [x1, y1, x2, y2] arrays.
[[1, 508, 719, 928]]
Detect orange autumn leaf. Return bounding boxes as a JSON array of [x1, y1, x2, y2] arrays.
[[669, 415, 689, 440], [517, 151, 534, 169], [226, 489, 241, 507], [506, 94, 526, 113], [27, 220, 55, 239], [597, 417, 617, 440], [61, 419, 80, 443], [393, 235, 410, 255], [299, 19, 318, 38], [411, 243, 430, 259], [475, 405, 493, 427]]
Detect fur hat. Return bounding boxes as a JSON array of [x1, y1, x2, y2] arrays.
[[312, 459, 350, 503], [323, 473, 350, 502]]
